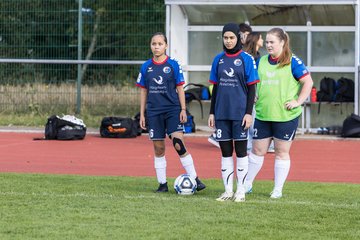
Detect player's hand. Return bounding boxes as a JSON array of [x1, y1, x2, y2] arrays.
[[242, 114, 252, 130], [180, 109, 187, 123], [285, 99, 300, 110], [140, 115, 146, 130], [208, 114, 215, 128]]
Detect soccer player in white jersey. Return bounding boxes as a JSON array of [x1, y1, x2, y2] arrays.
[[136, 32, 206, 193], [208, 23, 259, 202], [245, 28, 313, 199]]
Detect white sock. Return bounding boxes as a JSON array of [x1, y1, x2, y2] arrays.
[[154, 156, 167, 184], [221, 157, 234, 193], [236, 156, 249, 193], [274, 159, 291, 193], [180, 154, 197, 179], [245, 152, 264, 187]]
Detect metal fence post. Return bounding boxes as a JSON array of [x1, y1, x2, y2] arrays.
[[76, 0, 83, 114]]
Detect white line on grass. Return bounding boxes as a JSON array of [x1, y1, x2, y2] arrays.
[[0, 191, 358, 209]]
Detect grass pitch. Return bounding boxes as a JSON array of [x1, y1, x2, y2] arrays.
[[0, 173, 359, 240]]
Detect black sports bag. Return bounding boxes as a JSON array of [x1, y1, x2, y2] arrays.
[[341, 113, 360, 138], [45, 115, 87, 140], [100, 117, 139, 138]]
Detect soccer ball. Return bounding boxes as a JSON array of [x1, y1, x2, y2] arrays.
[[174, 174, 197, 195]]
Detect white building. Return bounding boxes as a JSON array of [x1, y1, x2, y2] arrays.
[[165, 0, 360, 130]]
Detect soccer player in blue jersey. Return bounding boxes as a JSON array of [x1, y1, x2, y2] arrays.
[[207, 23, 254, 148], [208, 23, 259, 202], [136, 32, 206, 193], [245, 28, 313, 199]]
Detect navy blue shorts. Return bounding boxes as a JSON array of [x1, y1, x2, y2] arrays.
[[252, 117, 299, 141], [215, 120, 248, 141], [147, 111, 183, 140]]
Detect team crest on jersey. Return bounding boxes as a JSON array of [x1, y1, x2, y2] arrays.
[[153, 76, 164, 85], [147, 67, 153, 72], [234, 59, 242, 66], [163, 66, 171, 74], [223, 68, 235, 77]]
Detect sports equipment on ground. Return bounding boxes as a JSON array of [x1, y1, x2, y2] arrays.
[[216, 191, 234, 201], [174, 174, 197, 195], [270, 190, 282, 199]]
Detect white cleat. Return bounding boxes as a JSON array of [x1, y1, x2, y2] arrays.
[[270, 190, 283, 199], [233, 191, 246, 202], [245, 184, 253, 194], [216, 191, 234, 202]]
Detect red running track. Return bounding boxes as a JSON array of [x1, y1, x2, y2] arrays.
[[0, 132, 359, 183]]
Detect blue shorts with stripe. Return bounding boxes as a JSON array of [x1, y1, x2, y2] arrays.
[[252, 117, 299, 141], [215, 120, 248, 141], [147, 110, 183, 140]]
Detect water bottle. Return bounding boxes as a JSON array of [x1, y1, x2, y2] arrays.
[[311, 87, 317, 102], [201, 87, 210, 100]]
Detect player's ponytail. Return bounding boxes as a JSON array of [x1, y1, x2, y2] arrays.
[[268, 28, 292, 68]]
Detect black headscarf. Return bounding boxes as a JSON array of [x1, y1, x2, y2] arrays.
[[222, 23, 242, 54]]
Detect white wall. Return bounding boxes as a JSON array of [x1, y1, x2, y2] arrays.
[[168, 5, 189, 83]]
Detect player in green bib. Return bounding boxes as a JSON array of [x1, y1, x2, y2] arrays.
[[244, 28, 314, 199]]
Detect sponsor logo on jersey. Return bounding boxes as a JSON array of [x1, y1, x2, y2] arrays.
[[266, 71, 276, 78], [153, 76, 164, 85], [234, 59, 242, 67], [223, 68, 235, 77], [136, 73, 142, 83], [263, 71, 279, 85], [163, 66, 171, 74]]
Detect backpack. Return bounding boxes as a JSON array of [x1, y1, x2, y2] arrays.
[[44, 115, 87, 140], [334, 77, 354, 102], [184, 83, 210, 119], [100, 117, 139, 138], [183, 110, 196, 133], [316, 77, 336, 102], [341, 113, 360, 138]]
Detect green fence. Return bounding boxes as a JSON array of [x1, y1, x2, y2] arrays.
[[0, 0, 165, 116]]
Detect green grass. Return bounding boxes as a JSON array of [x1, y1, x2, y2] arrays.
[[0, 173, 359, 240], [0, 113, 107, 129]]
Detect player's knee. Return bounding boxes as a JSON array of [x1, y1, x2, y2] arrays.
[[219, 140, 233, 157], [235, 140, 247, 158], [172, 137, 187, 156], [153, 144, 165, 156]]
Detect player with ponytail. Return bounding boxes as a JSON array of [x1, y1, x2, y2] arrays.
[[245, 28, 313, 199]]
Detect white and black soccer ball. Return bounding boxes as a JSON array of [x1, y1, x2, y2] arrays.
[[174, 174, 197, 195]]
